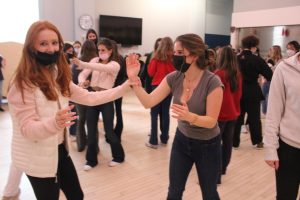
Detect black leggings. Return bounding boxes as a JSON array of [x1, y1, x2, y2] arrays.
[[27, 144, 84, 200]]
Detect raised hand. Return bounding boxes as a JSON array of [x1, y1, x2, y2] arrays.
[[126, 54, 140, 81], [55, 105, 77, 129]]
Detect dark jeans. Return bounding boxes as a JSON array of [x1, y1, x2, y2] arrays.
[[149, 86, 172, 145], [27, 144, 83, 200], [167, 129, 221, 200], [233, 100, 262, 147], [218, 120, 236, 179], [86, 102, 124, 166], [75, 103, 88, 152], [276, 139, 300, 200], [114, 97, 123, 139], [261, 81, 270, 114]]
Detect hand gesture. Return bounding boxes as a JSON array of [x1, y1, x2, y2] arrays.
[[71, 57, 80, 66], [171, 102, 191, 121], [55, 105, 77, 129], [126, 54, 140, 81]]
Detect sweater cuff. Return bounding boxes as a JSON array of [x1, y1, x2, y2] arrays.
[[264, 147, 279, 161]]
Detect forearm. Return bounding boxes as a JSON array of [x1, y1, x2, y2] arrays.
[[187, 113, 217, 128], [132, 85, 153, 108]]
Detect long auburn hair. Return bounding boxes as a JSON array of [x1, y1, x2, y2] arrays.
[[12, 20, 71, 101], [216, 46, 240, 92], [153, 37, 173, 61]]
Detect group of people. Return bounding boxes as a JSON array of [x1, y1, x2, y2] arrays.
[[1, 20, 300, 200]]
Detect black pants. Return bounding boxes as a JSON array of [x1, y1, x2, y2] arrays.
[[233, 100, 262, 147], [86, 102, 125, 166], [114, 97, 123, 139], [218, 120, 236, 177], [27, 144, 83, 200], [276, 139, 300, 200], [75, 103, 88, 151]]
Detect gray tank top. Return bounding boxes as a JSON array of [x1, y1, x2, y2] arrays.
[[166, 70, 223, 140]]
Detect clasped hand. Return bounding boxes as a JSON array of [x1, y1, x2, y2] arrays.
[[55, 105, 77, 129]]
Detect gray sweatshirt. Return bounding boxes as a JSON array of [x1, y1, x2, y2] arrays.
[[264, 52, 300, 161]]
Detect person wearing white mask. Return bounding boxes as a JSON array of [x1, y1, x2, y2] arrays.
[[286, 40, 299, 58], [72, 38, 124, 170], [73, 41, 82, 58]]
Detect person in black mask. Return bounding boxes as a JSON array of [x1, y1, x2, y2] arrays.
[[126, 33, 224, 200], [4, 20, 134, 200], [63, 43, 75, 64]]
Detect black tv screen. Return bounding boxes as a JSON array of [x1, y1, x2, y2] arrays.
[[99, 15, 142, 46]]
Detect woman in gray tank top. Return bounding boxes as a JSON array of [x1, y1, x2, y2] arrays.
[[127, 34, 224, 200]]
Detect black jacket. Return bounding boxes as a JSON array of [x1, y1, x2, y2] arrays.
[[238, 50, 273, 101]]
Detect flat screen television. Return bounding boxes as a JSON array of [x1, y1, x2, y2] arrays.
[[99, 15, 142, 46]]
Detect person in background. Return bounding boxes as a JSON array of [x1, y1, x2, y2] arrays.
[[86, 29, 98, 48], [286, 40, 300, 58], [5, 20, 132, 200], [63, 43, 77, 141], [146, 36, 175, 149], [0, 54, 6, 111], [126, 33, 223, 200], [264, 51, 300, 200], [71, 40, 98, 152], [74, 38, 125, 169], [207, 48, 217, 72], [214, 46, 242, 184], [140, 38, 161, 93], [63, 43, 75, 64], [233, 35, 273, 149], [73, 40, 82, 58], [261, 45, 282, 116]]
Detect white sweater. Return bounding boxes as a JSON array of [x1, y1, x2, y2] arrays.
[[263, 53, 300, 161], [8, 81, 129, 177]]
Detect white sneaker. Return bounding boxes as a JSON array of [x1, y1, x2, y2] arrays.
[[83, 164, 93, 171], [145, 142, 158, 149], [108, 161, 122, 167]]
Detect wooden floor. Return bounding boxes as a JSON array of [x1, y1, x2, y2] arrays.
[[0, 90, 295, 200]]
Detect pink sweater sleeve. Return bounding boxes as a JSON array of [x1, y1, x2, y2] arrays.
[[69, 81, 129, 105], [7, 84, 62, 140]]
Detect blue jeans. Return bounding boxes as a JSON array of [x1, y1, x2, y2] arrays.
[[261, 81, 270, 114], [150, 86, 172, 145], [167, 129, 221, 200]]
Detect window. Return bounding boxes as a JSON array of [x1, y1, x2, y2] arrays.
[[0, 0, 39, 43]]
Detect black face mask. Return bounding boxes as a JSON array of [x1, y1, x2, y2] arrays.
[[66, 53, 74, 60], [172, 55, 191, 73], [34, 51, 60, 66]]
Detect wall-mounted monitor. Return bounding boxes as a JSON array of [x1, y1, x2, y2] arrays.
[[99, 15, 142, 46]]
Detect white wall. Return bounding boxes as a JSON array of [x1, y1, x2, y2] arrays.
[[39, 0, 74, 41], [205, 0, 233, 35], [233, 0, 300, 12], [94, 0, 206, 55]]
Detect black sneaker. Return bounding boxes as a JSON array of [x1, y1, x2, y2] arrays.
[[0, 107, 4, 112]]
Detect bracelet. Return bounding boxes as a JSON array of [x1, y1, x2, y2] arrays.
[[189, 114, 198, 125]]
